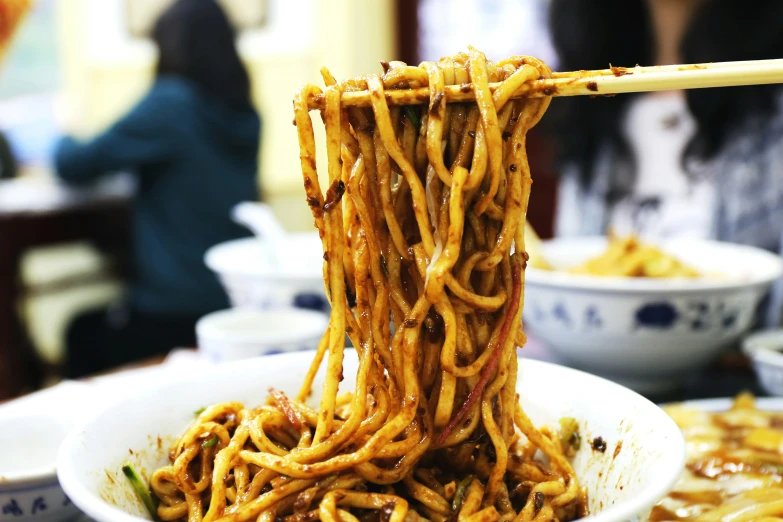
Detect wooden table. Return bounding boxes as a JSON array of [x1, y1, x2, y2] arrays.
[[0, 176, 133, 400]]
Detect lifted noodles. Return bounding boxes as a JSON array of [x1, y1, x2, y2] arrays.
[[149, 49, 586, 522]]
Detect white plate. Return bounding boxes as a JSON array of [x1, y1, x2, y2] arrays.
[[675, 396, 783, 412]]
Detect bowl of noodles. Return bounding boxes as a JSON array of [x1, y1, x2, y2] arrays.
[[524, 235, 783, 394], [56, 47, 690, 522], [57, 349, 685, 522]]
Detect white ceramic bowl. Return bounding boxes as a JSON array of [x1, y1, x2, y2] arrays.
[[196, 307, 329, 362], [57, 350, 685, 522], [525, 237, 783, 394], [0, 414, 79, 522], [742, 329, 783, 396], [205, 235, 325, 309]]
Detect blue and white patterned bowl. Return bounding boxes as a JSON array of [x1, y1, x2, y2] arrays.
[[742, 329, 783, 396], [0, 414, 79, 522], [525, 237, 783, 394]]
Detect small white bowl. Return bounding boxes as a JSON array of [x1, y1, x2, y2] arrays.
[[525, 237, 783, 394], [742, 329, 783, 396], [196, 307, 329, 362], [205, 235, 325, 309], [57, 350, 685, 522], [0, 414, 79, 522]]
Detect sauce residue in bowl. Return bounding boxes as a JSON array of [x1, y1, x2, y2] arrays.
[[651, 392, 783, 520]]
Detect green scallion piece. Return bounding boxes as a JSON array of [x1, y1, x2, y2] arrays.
[[452, 475, 474, 512], [404, 106, 421, 131], [121, 463, 159, 521], [202, 435, 219, 448], [194, 407, 206, 416]]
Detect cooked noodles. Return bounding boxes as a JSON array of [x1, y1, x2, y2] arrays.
[[652, 393, 783, 521], [568, 235, 700, 278], [149, 49, 586, 522]]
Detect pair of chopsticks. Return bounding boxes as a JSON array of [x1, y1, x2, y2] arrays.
[[306, 59, 783, 110]]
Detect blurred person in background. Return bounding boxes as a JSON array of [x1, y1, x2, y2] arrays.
[[0, 131, 17, 179], [548, 0, 783, 256], [55, 0, 260, 377]]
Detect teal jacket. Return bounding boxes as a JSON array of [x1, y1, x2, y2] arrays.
[[55, 76, 260, 315]]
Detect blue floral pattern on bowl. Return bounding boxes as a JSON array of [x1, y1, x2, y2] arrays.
[[0, 481, 78, 522], [523, 283, 762, 393], [529, 298, 743, 333]]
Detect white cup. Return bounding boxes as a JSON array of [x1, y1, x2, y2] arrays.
[[196, 308, 329, 363]]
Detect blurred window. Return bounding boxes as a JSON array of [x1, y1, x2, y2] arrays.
[[0, 0, 58, 99], [126, 0, 268, 36], [418, 0, 557, 67], [0, 0, 59, 169]]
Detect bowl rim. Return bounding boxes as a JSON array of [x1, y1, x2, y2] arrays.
[[664, 396, 783, 412], [204, 237, 323, 280], [742, 328, 783, 359], [196, 307, 329, 344], [57, 352, 685, 522], [526, 237, 783, 292], [0, 475, 61, 493], [0, 413, 68, 488], [746, 347, 783, 369]]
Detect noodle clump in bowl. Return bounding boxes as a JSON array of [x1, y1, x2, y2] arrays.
[[154, 48, 580, 522], [565, 234, 700, 279]]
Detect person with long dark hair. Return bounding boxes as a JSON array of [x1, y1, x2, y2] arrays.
[[548, 0, 783, 252], [0, 131, 17, 179], [54, 0, 260, 377]]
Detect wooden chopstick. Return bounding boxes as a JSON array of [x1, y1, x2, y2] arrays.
[[305, 59, 783, 110]]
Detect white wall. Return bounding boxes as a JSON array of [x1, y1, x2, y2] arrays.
[[57, 0, 396, 231], [418, 0, 556, 66]]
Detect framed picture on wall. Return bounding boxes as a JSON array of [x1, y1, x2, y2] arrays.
[[126, 0, 267, 36]]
